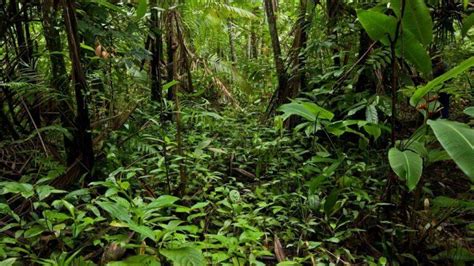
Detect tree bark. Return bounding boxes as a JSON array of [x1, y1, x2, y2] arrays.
[[62, 0, 95, 176], [149, 0, 163, 103], [42, 0, 77, 166], [227, 19, 236, 63], [326, 0, 341, 66], [289, 0, 310, 93], [264, 0, 289, 114]]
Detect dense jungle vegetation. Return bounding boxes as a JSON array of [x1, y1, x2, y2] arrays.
[[1, 0, 474, 265]]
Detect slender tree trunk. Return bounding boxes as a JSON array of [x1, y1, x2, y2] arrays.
[[264, 0, 289, 114], [149, 0, 163, 103], [42, 0, 77, 165], [166, 14, 175, 101], [355, 29, 373, 93], [165, 9, 187, 195], [62, 0, 95, 176], [227, 19, 236, 63], [250, 22, 258, 59], [290, 0, 310, 93], [326, 0, 341, 66]]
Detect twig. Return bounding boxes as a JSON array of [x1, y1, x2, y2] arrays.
[[20, 97, 49, 156]]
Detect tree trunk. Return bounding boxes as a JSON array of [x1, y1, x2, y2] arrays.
[[227, 19, 236, 63], [250, 22, 258, 59], [149, 0, 163, 103], [10, 0, 41, 127], [289, 0, 310, 93], [264, 0, 289, 114], [42, 0, 77, 166], [62, 0, 95, 176], [326, 0, 341, 66], [355, 29, 374, 93]]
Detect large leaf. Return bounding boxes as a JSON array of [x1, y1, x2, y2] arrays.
[[399, 30, 432, 76], [427, 119, 474, 180], [278, 101, 334, 122], [0, 182, 34, 198], [96, 201, 131, 223], [411, 56, 474, 106], [462, 13, 474, 37], [432, 196, 474, 209], [388, 148, 423, 191], [356, 10, 396, 45], [464, 107, 474, 117], [0, 258, 17, 266], [146, 195, 179, 211], [160, 247, 205, 266], [391, 0, 433, 46]]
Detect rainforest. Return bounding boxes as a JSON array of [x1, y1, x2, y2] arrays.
[[0, 0, 474, 265]]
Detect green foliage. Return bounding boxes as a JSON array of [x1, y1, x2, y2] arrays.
[[160, 247, 205, 266], [391, 0, 433, 46], [410, 56, 474, 106], [427, 119, 474, 180], [278, 101, 334, 121], [107, 255, 161, 266], [388, 148, 423, 191], [136, 0, 147, 19], [1, 0, 473, 265], [357, 2, 433, 76], [462, 13, 474, 37], [356, 10, 396, 44]]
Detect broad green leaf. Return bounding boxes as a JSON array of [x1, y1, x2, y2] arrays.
[[80, 43, 95, 52], [0, 203, 20, 222], [427, 119, 474, 180], [432, 247, 474, 262], [278, 101, 334, 122], [363, 124, 381, 140], [97, 201, 131, 223], [146, 195, 179, 210], [107, 255, 161, 266], [365, 104, 378, 124], [136, 0, 147, 19], [163, 80, 179, 91], [0, 258, 17, 266], [464, 107, 474, 117], [388, 148, 423, 191], [462, 13, 474, 37], [36, 185, 66, 201], [432, 196, 474, 209], [0, 182, 34, 198], [398, 30, 432, 76], [128, 222, 156, 241], [24, 225, 44, 238], [411, 56, 474, 106], [160, 247, 205, 266], [391, 0, 433, 46], [427, 149, 450, 163], [191, 201, 210, 210], [356, 10, 396, 45]]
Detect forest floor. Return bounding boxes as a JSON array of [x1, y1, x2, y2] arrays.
[[92, 100, 470, 265], [1, 100, 472, 265]]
